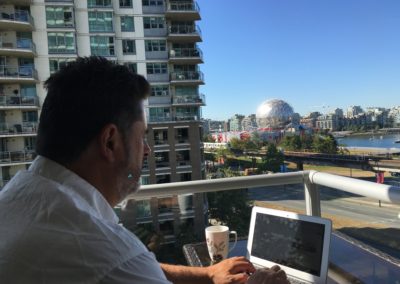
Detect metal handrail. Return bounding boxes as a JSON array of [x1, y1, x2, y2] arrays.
[[127, 170, 400, 217], [0, 95, 39, 107], [0, 66, 38, 80]]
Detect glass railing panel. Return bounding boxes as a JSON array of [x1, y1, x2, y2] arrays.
[[167, 1, 199, 12], [168, 24, 201, 36], [169, 47, 202, 58], [0, 66, 38, 79], [0, 95, 39, 107]]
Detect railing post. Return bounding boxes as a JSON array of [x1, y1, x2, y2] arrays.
[[304, 179, 321, 217]]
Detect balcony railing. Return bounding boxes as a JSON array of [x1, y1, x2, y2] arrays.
[[0, 95, 39, 107], [0, 122, 38, 135], [174, 114, 200, 121], [170, 71, 204, 82], [167, 1, 200, 12], [172, 93, 205, 105], [0, 66, 38, 80], [0, 150, 36, 164], [169, 47, 203, 59], [168, 24, 202, 36], [0, 38, 36, 53], [0, 10, 34, 26]]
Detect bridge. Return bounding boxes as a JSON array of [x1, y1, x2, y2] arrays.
[[283, 151, 400, 173], [241, 150, 400, 174]]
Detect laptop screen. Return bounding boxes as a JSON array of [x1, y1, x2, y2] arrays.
[[251, 213, 325, 276]]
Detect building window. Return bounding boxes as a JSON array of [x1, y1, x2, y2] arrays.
[[121, 16, 134, 31], [145, 40, 166, 52], [176, 150, 190, 166], [151, 85, 169, 96], [88, 11, 113, 32], [146, 63, 167, 74], [136, 200, 151, 218], [22, 111, 38, 122], [154, 151, 169, 168], [156, 174, 170, 184], [119, 0, 132, 8], [175, 128, 189, 143], [46, 6, 74, 28], [159, 220, 174, 235], [153, 129, 168, 145], [122, 39, 136, 55], [178, 172, 192, 182], [124, 62, 137, 73], [87, 0, 112, 8], [158, 198, 173, 214], [149, 107, 170, 122], [24, 137, 36, 151], [47, 32, 76, 54], [49, 58, 75, 74], [140, 176, 149, 185], [20, 85, 37, 97], [143, 17, 165, 29], [90, 36, 115, 56], [142, 0, 164, 6]]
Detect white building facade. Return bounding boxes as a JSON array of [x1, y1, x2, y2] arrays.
[[0, 0, 206, 239]]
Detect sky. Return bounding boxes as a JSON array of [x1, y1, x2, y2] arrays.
[[196, 0, 400, 120]]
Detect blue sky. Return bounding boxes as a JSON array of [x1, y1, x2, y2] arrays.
[[197, 0, 400, 120]]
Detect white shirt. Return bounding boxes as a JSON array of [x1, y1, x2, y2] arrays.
[[0, 156, 171, 283]]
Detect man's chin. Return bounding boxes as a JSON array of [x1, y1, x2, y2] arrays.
[[118, 181, 141, 203]]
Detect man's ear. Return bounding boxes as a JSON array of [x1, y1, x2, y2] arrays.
[[98, 124, 122, 162]]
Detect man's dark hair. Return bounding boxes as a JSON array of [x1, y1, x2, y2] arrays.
[[36, 56, 150, 164]]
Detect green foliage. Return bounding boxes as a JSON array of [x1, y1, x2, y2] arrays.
[[207, 168, 252, 237], [260, 144, 284, 172], [312, 134, 338, 154], [280, 134, 338, 154], [203, 134, 215, 142]]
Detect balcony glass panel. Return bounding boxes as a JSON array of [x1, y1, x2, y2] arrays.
[[168, 1, 199, 12], [0, 66, 37, 79], [149, 107, 171, 122], [170, 71, 203, 81], [175, 106, 200, 121]]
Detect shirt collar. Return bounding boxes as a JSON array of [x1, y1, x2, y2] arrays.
[[29, 155, 119, 224]]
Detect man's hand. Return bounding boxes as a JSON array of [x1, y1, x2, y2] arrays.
[[247, 265, 290, 284], [206, 256, 256, 284]]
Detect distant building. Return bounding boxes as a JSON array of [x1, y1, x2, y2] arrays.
[[300, 111, 321, 129], [346, 106, 364, 118], [229, 114, 245, 131], [241, 114, 257, 131]]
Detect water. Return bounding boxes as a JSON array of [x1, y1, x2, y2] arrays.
[[336, 133, 400, 148]]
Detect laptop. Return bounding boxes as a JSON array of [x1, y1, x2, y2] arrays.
[[247, 206, 332, 284]]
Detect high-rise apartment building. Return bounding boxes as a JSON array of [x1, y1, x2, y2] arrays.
[[0, 0, 206, 240]]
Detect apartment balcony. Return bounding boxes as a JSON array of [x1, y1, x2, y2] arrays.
[[0, 38, 36, 58], [0, 95, 39, 109], [0, 150, 36, 165], [172, 93, 205, 106], [148, 115, 173, 123], [0, 122, 38, 137], [165, 1, 201, 21], [167, 24, 202, 42], [0, 0, 32, 5], [0, 11, 34, 32], [127, 171, 400, 281], [169, 47, 203, 64], [170, 71, 204, 85], [174, 113, 201, 121], [0, 66, 38, 83]]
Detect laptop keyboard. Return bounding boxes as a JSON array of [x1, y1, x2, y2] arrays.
[[287, 276, 308, 284]]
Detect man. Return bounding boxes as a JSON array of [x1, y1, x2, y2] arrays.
[[0, 57, 288, 283]]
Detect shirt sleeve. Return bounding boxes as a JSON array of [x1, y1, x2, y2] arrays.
[[99, 251, 172, 284]]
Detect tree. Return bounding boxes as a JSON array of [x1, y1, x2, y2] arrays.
[[312, 134, 338, 154], [207, 168, 252, 237], [203, 134, 215, 142], [260, 144, 284, 172]]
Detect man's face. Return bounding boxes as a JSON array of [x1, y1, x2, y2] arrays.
[[116, 109, 150, 201]]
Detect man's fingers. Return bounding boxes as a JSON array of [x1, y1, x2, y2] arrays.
[[229, 272, 249, 284], [276, 269, 287, 278]]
